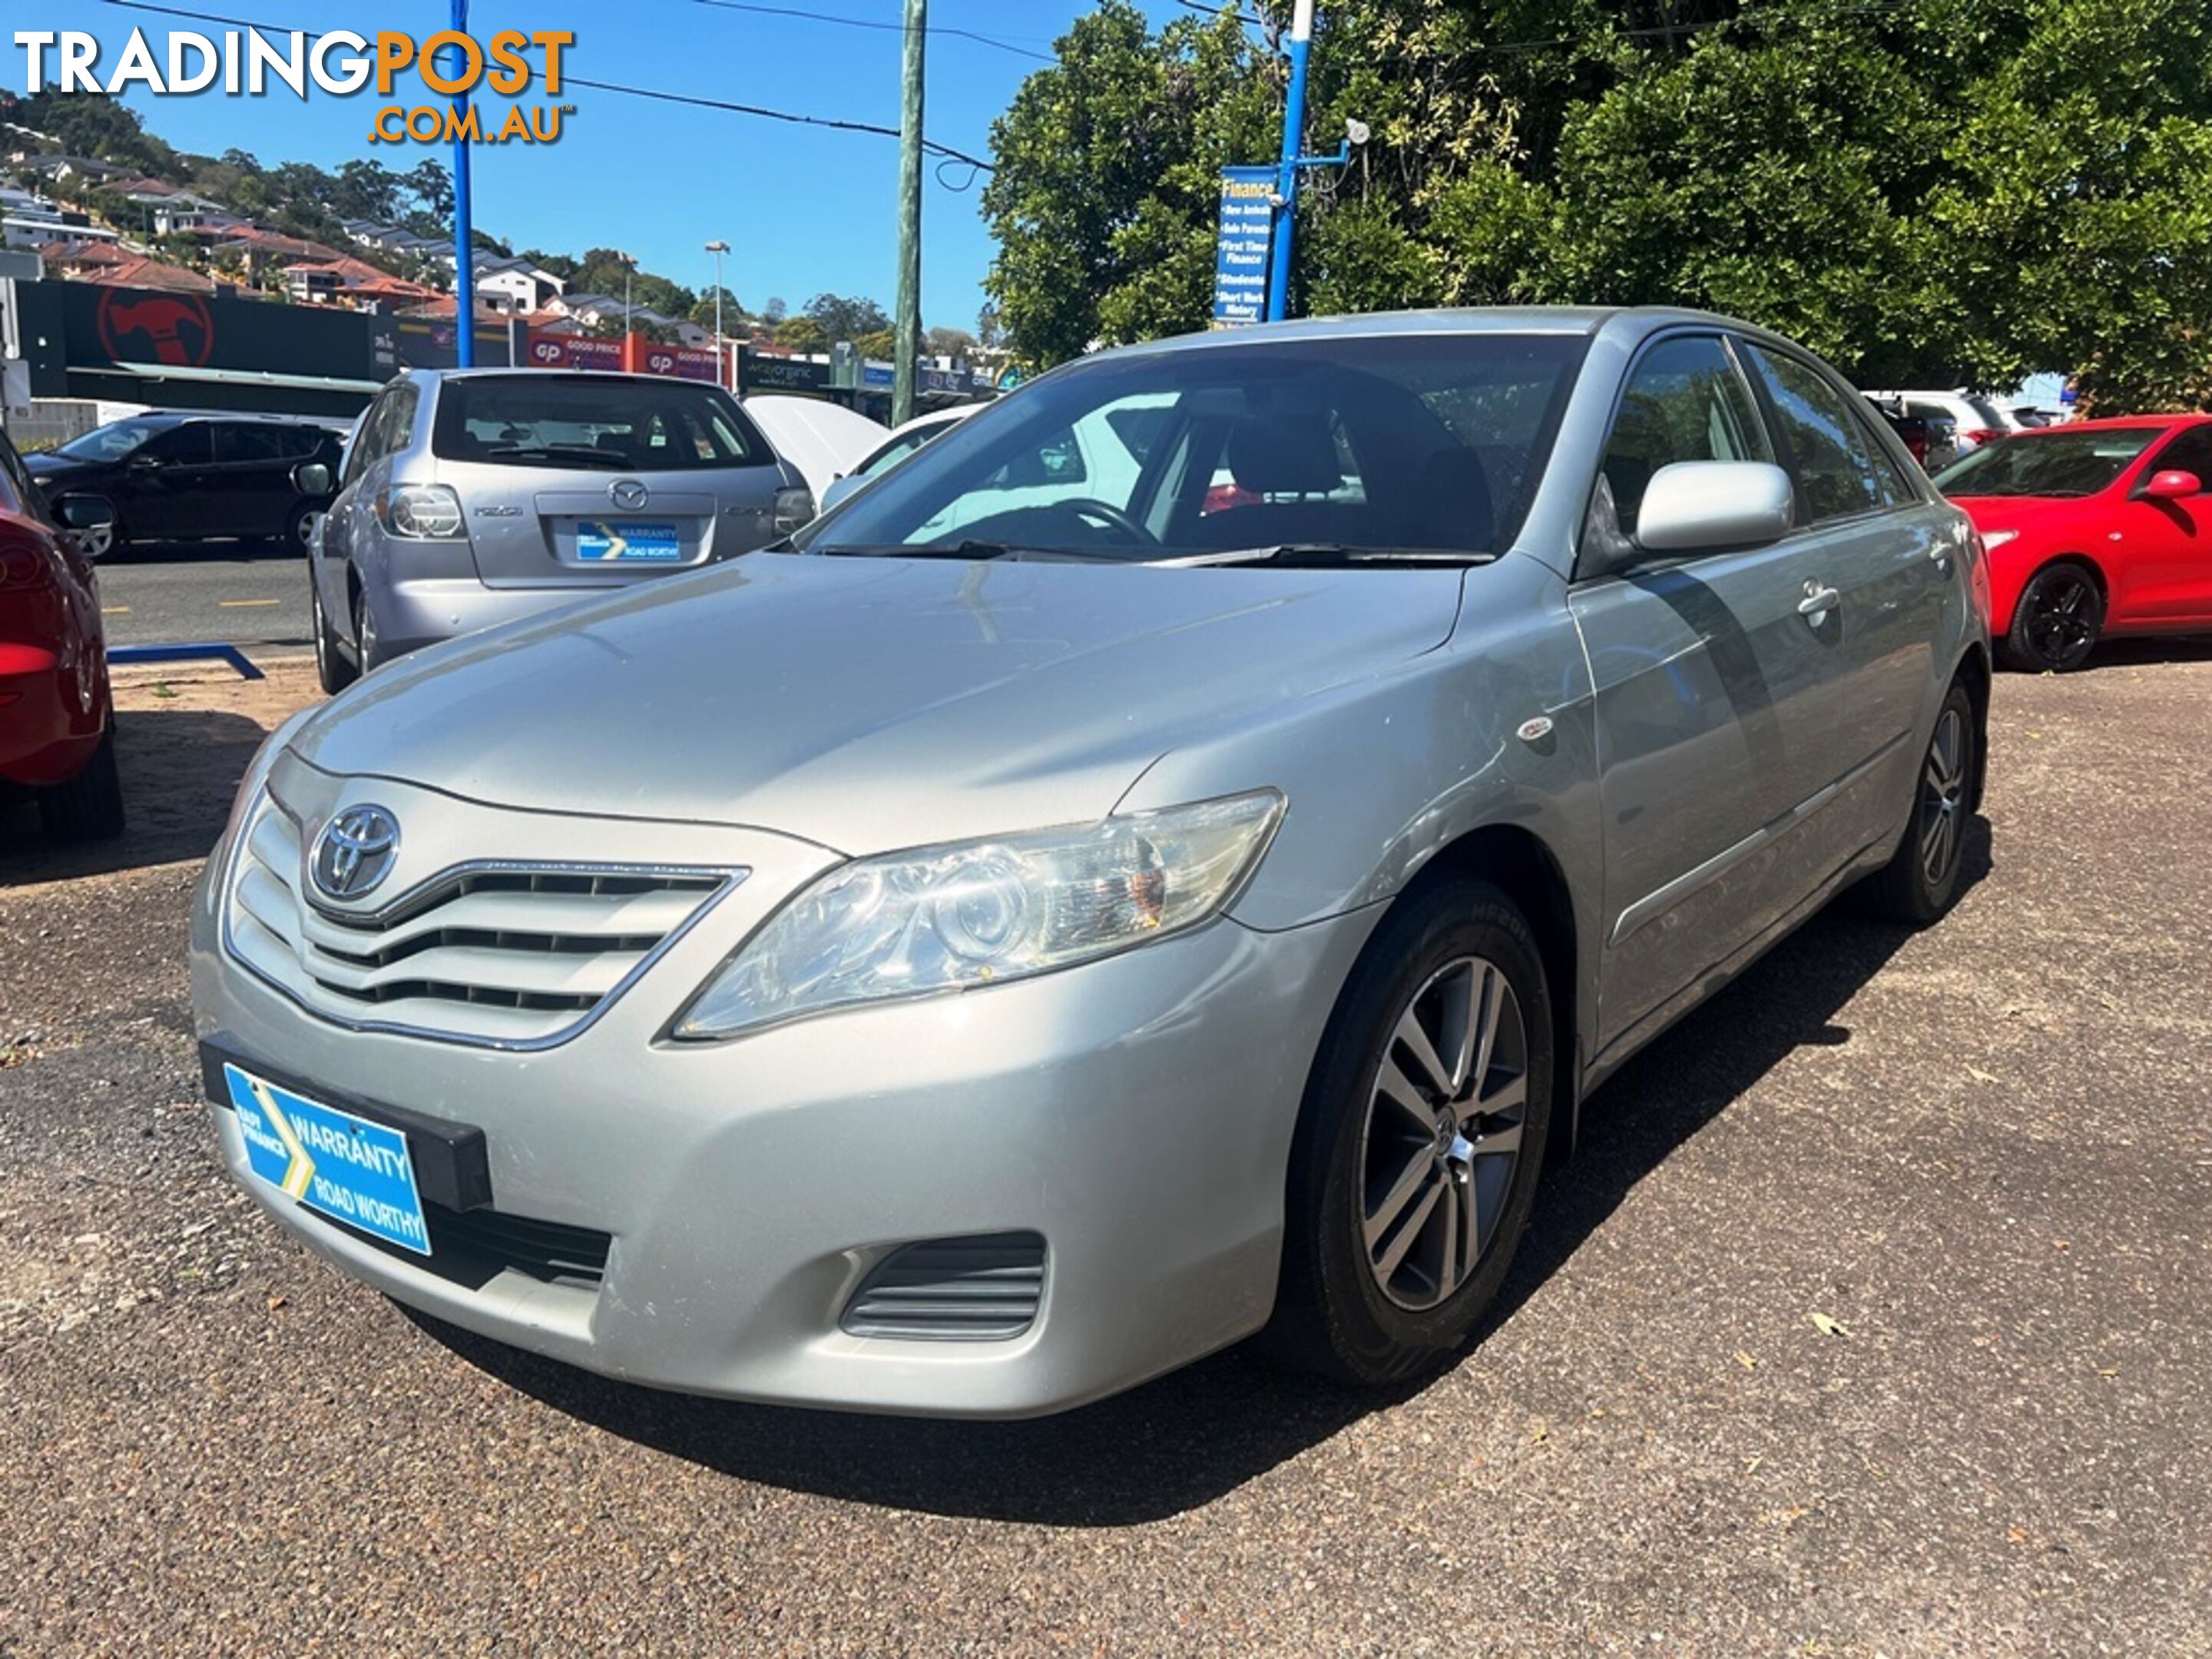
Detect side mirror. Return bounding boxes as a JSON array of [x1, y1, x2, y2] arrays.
[[2139, 469, 2203, 501], [55, 495, 114, 531], [1635, 461, 1795, 554], [818, 475, 860, 513], [293, 461, 333, 496]]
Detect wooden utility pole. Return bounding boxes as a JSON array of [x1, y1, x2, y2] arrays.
[[893, 0, 926, 426]]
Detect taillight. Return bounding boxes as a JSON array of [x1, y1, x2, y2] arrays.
[[376, 483, 466, 539], [1962, 428, 2008, 447], [0, 531, 56, 591]]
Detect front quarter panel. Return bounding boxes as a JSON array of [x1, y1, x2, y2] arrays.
[[1118, 552, 1601, 959]]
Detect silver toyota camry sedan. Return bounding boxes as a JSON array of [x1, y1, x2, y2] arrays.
[[192, 308, 1992, 1418]]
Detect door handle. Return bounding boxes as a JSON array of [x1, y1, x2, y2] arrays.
[[1798, 584, 1840, 617]]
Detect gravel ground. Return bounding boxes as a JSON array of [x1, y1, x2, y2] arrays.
[[2, 648, 2208, 1657]]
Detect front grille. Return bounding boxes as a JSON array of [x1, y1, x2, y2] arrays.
[[337, 1198, 612, 1291], [426, 1202, 611, 1288], [841, 1233, 1047, 1341], [223, 790, 736, 1047]]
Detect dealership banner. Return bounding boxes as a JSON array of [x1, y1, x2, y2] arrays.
[[1212, 165, 1275, 328]]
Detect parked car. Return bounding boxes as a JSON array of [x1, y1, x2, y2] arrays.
[[193, 308, 1990, 1417], [1863, 389, 2023, 453], [737, 395, 886, 502], [1869, 400, 1961, 473], [305, 369, 816, 694], [1935, 413, 2212, 671], [23, 412, 343, 558], [817, 404, 980, 512], [0, 423, 122, 840]]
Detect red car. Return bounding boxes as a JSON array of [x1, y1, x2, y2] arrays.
[[0, 426, 123, 840], [1936, 413, 2212, 671]]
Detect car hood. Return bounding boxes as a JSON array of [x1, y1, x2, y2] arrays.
[[22, 453, 87, 479], [288, 552, 1466, 855]]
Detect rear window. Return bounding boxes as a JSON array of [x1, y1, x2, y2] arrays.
[[432, 376, 768, 472]]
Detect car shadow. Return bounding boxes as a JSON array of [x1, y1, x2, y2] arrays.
[[96, 538, 302, 567], [403, 821, 1993, 1527], [0, 706, 268, 884], [2077, 635, 2212, 672]]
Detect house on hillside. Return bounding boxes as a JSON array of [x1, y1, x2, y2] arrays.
[[71, 253, 219, 295], [283, 254, 441, 309], [472, 253, 566, 314], [21, 154, 124, 187]]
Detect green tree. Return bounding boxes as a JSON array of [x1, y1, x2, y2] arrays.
[[853, 327, 898, 361], [982, 0, 2212, 408], [774, 315, 830, 353], [803, 292, 892, 343]]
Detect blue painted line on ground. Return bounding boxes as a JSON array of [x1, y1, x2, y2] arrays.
[[108, 643, 266, 682]]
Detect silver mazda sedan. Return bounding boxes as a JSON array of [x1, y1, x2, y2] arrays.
[[193, 309, 1992, 1417], [304, 369, 815, 694]]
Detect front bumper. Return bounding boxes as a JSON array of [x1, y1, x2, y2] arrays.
[[190, 810, 1376, 1418]]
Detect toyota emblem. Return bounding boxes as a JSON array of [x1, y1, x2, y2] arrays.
[[312, 805, 401, 902], [609, 479, 650, 512]]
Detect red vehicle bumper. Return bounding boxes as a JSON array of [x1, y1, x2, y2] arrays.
[[0, 619, 110, 793]]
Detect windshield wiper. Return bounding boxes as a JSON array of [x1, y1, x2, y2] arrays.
[[480, 443, 632, 469], [810, 539, 1032, 561], [1161, 543, 1492, 569]]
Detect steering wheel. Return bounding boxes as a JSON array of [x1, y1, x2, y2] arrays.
[[1055, 497, 1152, 546]]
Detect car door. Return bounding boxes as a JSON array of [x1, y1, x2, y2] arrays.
[[122, 422, 216, 541], [2113, 424, 2212, 622], [317, 392, 399, 614], [208, 422, 296, 538], [1737, 341, 1947, 882], [1568, 332, 1833, 1052]]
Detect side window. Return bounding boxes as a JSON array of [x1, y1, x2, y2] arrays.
[[214, 424, 292, 465], [1599, 336, 1772, 539], [0, 433, 28, 518], [2147, 426, 2212, 484], [1743, 345, 1914, 520], [144, 424, 211, 465], [382, 386, 420, 457], [340, 398, 387, 486]]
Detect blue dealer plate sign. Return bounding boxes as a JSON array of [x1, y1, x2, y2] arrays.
[[226, 1064, 432, 1256], [577, 520, 683, 561]]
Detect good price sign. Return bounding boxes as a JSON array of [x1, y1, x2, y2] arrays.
[[15, 27, 578, 146]]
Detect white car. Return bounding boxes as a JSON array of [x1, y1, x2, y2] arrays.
[[737, 395, 886, 502], [1863, 389, 2025, 453], [818, 406, 981, 512]]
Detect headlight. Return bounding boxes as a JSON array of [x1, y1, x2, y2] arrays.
[[1980, 529, 2019, 551], [378, 483, 465, 539], [673, 790, 1285, 1039]]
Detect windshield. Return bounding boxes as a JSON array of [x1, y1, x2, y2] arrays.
[[797, 333, 1589, 562], [53, 419, 167, 462], [431, 376, 769, 471], [1935, 428, 2158, 497]]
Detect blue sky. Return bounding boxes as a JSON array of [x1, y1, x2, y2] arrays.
[[22, 2, 1192, 330]]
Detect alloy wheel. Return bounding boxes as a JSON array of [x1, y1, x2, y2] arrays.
[[80, 522, 114, 561], [1919, 705, 1968, 887], [1357, 955, 1529, 1312], [2025, 571, 2096, 666]]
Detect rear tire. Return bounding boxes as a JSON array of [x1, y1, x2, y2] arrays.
[[277, 501, 318, 555], [2000, 561, 2102, 672], [1265, 879, 1552, 1386], [1858, 680, 1977, 926], [312, 569, 357, 696], [351, 584, 381, 675], [38, 723, 124, 843]]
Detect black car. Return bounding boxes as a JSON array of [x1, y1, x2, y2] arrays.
[[23, 412, 343, 558]]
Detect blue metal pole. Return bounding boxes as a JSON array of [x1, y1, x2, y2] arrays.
[[1265, 0, 1314, 323], [449, 0, 475, 366]]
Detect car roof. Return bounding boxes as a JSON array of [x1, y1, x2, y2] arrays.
[[406, 368, 707, 387]]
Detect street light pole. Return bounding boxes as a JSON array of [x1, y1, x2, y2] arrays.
[[705, 239, 731, 389], [1264, 0, 1315, 324], [892, 0, 926, 426]]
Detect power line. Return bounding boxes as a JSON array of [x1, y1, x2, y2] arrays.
[[94, 0, 995, 170], [687, 0, 1053, 63]]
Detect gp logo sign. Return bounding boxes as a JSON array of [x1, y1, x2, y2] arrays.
[[15, 27, 577, 147]]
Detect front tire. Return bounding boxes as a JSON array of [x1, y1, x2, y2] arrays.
[[1858, 680, 1977, 926], [312, 570, 357, 695], [2001, 562, 2103, 672], [278, 501, 319, 555], [39, 723, 124, 843], [1267, 879, 1553, 1386]]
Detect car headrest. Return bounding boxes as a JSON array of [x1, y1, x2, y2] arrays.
[[1226, 406, 1342, 496]]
